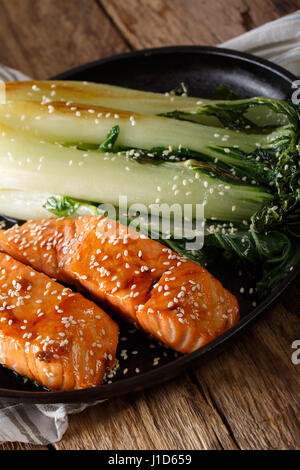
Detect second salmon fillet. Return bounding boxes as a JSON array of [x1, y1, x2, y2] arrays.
[[0, 216, 239, 353], [0, 252, 119, 390]]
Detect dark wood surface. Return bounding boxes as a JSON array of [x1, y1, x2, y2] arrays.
[[0, 0, 299, 451]]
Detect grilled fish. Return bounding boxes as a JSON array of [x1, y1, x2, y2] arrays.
[[0, 252, 118, 390], [0, 217, 239, 353]]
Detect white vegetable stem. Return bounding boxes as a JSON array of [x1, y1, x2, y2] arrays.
[[3, 81, 287, 127], [4, 80, 208, 114], [0, 100, 287, 157], [0, 123, 271, 222]]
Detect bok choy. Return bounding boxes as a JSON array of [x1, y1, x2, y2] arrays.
[[0, 123, 271, 223], [3, 80, 289, 127]]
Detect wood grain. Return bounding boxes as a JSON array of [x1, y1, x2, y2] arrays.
[[99, 0, 300, 48], [0, 0, 128, 79], [0, 442, 48, 450], [54, 374, 237, 450], [193, 302, 300, 450]]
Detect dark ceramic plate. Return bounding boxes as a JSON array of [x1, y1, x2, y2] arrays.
[[0, 46, 299, 403]]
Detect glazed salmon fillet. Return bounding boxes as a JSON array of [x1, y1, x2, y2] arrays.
[[0, 217, 239, 353], [0, 252, 118, 391]]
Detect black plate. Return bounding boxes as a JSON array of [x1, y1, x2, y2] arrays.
[[1, 46, 299, 403]]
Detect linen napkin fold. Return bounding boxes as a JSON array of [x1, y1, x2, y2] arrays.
[[0, 401, 93, 444], [0, 9, 299, 446], [0, 64, 30, 82], [220, 9, 300, 77]]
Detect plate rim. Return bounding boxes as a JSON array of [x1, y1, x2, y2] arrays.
[[1, 45, 299, 403], [51, 44, 298, 85]]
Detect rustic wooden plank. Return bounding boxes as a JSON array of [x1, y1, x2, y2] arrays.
[[99, 0, 300, 48], [54, 373, 237, 450], [0, 442, 48, 450], [0, 0, 129, 79], [192, 300, 300, 450]]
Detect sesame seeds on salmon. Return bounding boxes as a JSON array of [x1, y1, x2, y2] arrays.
[[0, 216, 239, 354], [0, 252, 119, 390]]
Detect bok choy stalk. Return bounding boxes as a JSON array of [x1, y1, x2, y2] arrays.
[[0, 190, 98, 221], [0, 100, 295, 188], [3, 80, 210, 115], [0, 100, 288, 152], [3, 81, 288, 128], [1, 97, 297, 233], [0, 123, 271, 223]]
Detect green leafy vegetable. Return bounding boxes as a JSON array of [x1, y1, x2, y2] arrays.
[[44, 195, 79, 217], [99, 125, 120, 152], [198, 96, 298, 130], [211, 84, 241, 101], [202, 226, 300, 299], [43, 195, 98, 218]]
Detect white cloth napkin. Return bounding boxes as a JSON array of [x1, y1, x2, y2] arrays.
[[0, 64, 30, 82], [0, 401, 93, 444], [0, 9, 300, 446], [220, 9, 300, 77]]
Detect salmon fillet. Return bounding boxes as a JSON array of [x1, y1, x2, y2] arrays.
[[0, 252, 119, 391], [0, 217, 239, 353]]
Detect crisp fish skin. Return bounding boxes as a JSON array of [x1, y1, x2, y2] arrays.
[[0, 216, 239, 354], [0, 252, 119, 391]]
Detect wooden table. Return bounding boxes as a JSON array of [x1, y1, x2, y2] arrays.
[[0, 0, 299, 451]]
